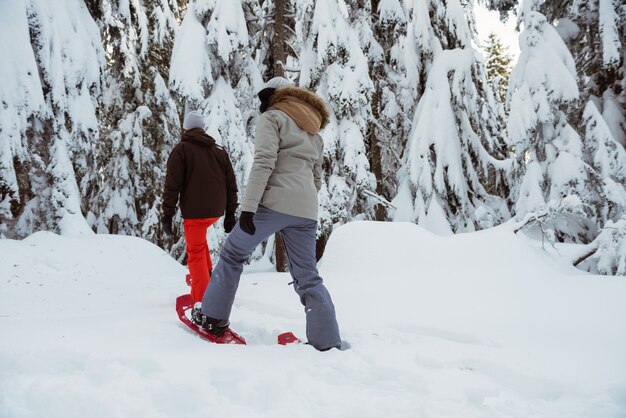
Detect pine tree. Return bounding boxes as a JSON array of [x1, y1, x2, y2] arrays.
[[488, 0, 626, 150], [391, 0, 511, 234], [139, 0, 184, 250], [86, 0, 181, 251], [580, 215, 626, 276], [556, 0, 625, 148], [369, 0, 409, 215], [488, 0, 626, 273], [484, 32, 513, 102], [540, 0, 626, 272], [508, 3, 597, 243], [1, 0, 103, 238], [296, 0, 377, 252], [582, 101, 626, 228], [0, 1, 46, 238]]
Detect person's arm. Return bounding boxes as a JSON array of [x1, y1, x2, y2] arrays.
[[240, 112, 280, 213], [314, 135, 324, 192], [162, 146, 184, 217]]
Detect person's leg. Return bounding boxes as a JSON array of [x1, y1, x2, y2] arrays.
[[201, 206, 291, 320], [184, 219, 211, 304], [280, 219, 341, 351]]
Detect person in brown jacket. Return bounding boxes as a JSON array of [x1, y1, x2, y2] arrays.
[[162, 110, 238, 323]]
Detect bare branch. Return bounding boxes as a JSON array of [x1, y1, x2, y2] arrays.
[[573, 245, 598, 266]]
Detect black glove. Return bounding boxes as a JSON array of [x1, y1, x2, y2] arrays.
[[239, 211, 256, 235], [161, 215, 173, 235], [223, 212, 237, 233]]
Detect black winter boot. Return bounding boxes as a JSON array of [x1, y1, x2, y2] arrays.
[[200, 316, 230, 337]]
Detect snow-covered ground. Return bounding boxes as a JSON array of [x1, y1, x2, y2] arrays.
[[1, 219, 625, 418]]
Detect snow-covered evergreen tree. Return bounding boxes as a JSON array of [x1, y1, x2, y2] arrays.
[[540, 1, 626, 273], [369, 0, 410, 211], [573, 100, 626, 276], [0, 1, 46, 238], [347, 0, 404, 222], [489, 0, 625, 151], [507, 3, 597, 242], [392, 0, 511, 234], [297, 0, 377, 247], [1, 0, 103, 238], [581, 215, 626, 276], [550, 0, 626, 148], [87, 0, 180, 250], [487, 0, 626, 273], [169, 0, 261, 259], [484, 32, 513, 102], [582, 101, 626, 227]]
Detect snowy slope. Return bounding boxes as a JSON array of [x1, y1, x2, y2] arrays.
[[1, 220, 625, 418]]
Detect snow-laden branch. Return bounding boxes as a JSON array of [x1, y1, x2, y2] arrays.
[[275, 60, 300, 72], [360, 189, 396, 209]]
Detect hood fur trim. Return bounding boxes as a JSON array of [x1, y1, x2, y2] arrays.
[[269, 86, 330, 129]]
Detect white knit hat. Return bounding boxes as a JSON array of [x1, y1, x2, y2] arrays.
[[263, 77, 292, 89], [183, 110, 204, 130]]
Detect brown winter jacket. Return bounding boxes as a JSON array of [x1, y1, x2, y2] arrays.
[[163, 128, 238, 219]]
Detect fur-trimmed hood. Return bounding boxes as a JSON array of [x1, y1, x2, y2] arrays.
[[268, 86, 330, 134]]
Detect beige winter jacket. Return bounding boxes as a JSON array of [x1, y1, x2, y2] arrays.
[[241, 87, 330, 220]]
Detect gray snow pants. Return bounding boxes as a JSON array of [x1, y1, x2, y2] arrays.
[[201, 206, 341, 351]]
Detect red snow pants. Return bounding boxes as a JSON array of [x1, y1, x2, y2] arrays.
[[184, 217, 220, 303]]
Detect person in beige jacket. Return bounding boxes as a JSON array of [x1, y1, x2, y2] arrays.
[[197, 77, 342, 351]]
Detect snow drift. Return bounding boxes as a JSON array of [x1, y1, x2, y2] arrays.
[[1, 220, 625, 417]]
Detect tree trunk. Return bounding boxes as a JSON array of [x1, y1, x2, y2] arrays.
[[272, 0, 286, 78], [272, 0, 288, 272], [369, 81, 386, 221], [275, 232, 289, 272]]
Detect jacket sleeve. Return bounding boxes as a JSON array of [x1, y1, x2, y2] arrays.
[[314, 135, 324, 192], [221, 150, 239, 214], [241, 112, 280, 213], [162, 145, 184, 217]]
